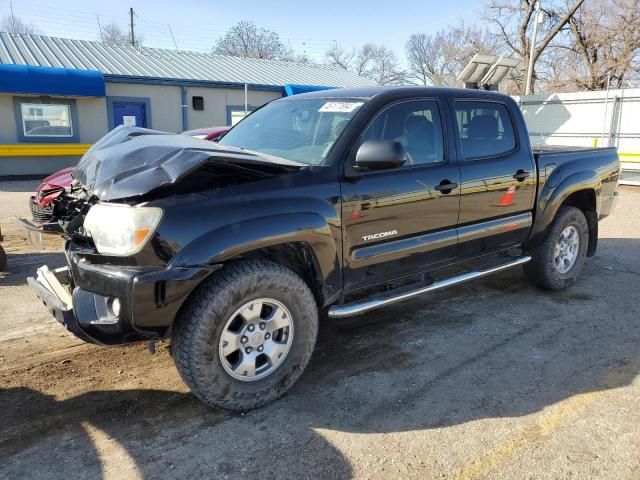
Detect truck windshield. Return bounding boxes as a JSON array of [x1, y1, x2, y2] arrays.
[[218, 97, 366, 165]]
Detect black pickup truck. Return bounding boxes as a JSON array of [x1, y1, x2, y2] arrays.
[[29, 87, 620, 411]]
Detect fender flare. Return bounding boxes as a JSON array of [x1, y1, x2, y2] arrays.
[[528, 169, 600, 247], [169, 212, 341, 299]]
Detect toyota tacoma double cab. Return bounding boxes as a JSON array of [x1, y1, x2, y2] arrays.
[[29, 87, 620, 411]]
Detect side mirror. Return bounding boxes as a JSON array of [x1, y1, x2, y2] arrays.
[[355, 140, 405, 171]]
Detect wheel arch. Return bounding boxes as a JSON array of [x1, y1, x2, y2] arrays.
[[561, 189, 598, 256], [169, 213, 342, 305], [528, 170, 600, 256]]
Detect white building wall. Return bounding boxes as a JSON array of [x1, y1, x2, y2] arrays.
[[514, 89, 640, 153], [514, 89, 640, 180]]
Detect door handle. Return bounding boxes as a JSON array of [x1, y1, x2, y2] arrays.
[[513, 170, 530, 182], [434, 180, 458, 194]]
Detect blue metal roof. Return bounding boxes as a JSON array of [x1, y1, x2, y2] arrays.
[[0, 33, 376, 89], [284, 84, 336, 96], [0, 64, 105, 96]]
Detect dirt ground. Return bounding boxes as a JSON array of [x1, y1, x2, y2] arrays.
[[1, 181, 639, 480]]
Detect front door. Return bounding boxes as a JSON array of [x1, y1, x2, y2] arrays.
[[112, 101, 147, 129], [452, 99, 536, 256], [342, 99, 461, 292]]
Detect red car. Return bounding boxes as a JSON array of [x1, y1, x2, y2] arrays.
[[29, 126, 231, 227], [180, 125, 230, 141], [29, 166, 74, 228]]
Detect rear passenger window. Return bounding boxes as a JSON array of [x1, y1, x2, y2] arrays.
[[454, 102, 516, 159], [360, 101, 445, 167]]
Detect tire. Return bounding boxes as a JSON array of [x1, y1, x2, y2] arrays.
[[524, 206, 589, 291], [0, 246, 6, 271], [171, 260, 318, 411]]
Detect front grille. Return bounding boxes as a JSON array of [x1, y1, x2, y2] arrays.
[[30, 197, 54, 223]]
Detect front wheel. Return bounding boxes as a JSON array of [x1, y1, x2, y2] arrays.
[[524, 206, 589, 290], [171, 260, 318, 411]]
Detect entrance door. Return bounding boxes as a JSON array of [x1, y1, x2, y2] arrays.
[[342, 99, 461, 292], [112, 101, 147, 128]]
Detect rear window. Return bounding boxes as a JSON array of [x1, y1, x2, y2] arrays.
[[454, 101, 516, 159]]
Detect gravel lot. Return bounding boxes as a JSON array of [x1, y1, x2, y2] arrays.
[[1, 181, 639, 480]]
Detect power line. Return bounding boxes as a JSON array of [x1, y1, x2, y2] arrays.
[[380, 1, 494, 40], [1, 0, 337, 61]]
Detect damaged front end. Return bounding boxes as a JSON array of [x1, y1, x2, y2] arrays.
[[17, 178, 95, 250], [28, 125, 301, 345]]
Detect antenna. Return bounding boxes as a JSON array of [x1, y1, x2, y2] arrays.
[[168, 25, 179, 52], [9, 0, 16, 35], [96, 15, 103, 42]]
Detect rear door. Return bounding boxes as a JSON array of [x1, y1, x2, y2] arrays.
[[452, 99, 536, 256], [341, 98, 461, 292]]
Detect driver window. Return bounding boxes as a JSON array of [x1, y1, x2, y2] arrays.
[[360, 101, 445, 166]]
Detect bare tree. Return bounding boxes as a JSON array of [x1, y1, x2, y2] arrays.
[[406, 22, 499, 86], [487, 0, 586, 94], [99, 22, 143, 47], [214, 21, 287, 60], [564, 0, 640, 90], [281, 45, 315, 65], [326, 43, 406, 85], [367, 45, 407, 85], [1, 15, 40, 35], [325, 43, 355, 70]]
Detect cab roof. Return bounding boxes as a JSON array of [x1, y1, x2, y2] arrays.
[[286, 86, 512, 102]]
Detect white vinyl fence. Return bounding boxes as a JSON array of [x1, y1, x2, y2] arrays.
[[514, 89, 640, 184]]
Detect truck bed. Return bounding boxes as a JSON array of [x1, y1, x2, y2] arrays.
[[532, 145, 617, 158], [532, 146, 619, 178]]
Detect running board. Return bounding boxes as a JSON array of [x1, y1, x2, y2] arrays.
[[328, 256, 531, 319]]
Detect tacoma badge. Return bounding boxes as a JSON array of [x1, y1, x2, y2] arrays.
[[362, 230, 398, 241]]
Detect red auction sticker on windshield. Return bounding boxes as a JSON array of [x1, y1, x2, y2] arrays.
[[318, 102, 364, 113]]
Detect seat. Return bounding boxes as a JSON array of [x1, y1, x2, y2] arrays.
[[463, 114, 502, 158], [404, 115, 441, 164], [468, 114, 499, 140]]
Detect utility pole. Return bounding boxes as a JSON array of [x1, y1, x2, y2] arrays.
[[525, 0, 542, 95], [129, 8, 135, 46]]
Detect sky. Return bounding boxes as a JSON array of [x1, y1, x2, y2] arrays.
[[1, 0, 486, 63]]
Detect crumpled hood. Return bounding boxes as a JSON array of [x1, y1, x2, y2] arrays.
[[73, 125, 302, 201]]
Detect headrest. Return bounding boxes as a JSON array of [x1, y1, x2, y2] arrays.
[[468, 114, 499, 139], [405, 115, 433, 135]]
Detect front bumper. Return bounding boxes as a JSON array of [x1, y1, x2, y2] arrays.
[[29, 245, 217, 345], [599, 190, 620, 220], [29, 196, 61, 232]]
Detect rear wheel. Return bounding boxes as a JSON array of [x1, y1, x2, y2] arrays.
[[171, 260, 318, 411], [524, 206, 589, 290]]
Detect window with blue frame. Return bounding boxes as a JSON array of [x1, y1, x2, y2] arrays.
[[13, 97, 80, 143]]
